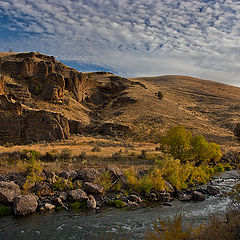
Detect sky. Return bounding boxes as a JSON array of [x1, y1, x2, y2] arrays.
[[0, 0, 240, 87]]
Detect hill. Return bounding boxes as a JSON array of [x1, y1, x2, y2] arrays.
[[0, 52, 239, 149]]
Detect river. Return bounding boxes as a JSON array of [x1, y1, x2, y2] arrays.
[[0, 170, 239, 240]]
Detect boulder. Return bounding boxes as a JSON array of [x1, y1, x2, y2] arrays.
[[78, 168, 101, 182], [177, 192, 191, 201], [148, 192, 157, 201], [13, 194, 38, 215], [59, 170, 77, 180], [192, 191, 205, 201], [59, 192, 68, 201], [127, 201, 139, 208], [68, 189, 88, 202], [159, 192, 172, 202], [44, 203, 55, 211], [106, 166, 123, 179], [87, 195, 96, 209], [206, 185, 220, 195], [84, 182, 104, 195], [0, 181, 21, 205]]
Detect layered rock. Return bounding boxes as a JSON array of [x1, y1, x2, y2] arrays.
[[0, 52, 89, 102], [0, 108, 70, 143]]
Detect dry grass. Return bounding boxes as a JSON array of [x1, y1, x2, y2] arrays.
[[0, 135, 160, 174]]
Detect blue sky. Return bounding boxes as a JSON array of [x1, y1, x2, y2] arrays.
[[0, 0, 240, 86]]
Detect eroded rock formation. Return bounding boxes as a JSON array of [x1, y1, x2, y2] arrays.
[[0, 52, 89, 103]]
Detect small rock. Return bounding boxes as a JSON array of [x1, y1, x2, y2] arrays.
[[13, 194, 38, 216], [129, 194, 142, 203], [0, 181, 21, 205], [68, 189, 88, 202], [43, 170, 57, 184], [148, 192, 157, 201], [165, 181, 175, 193], [159, 192, 171, 202], [44, 203, 55, 211], [53, 197, 64, 207], [192, 191, 205, 201], [87, 195, 96, 209], [77, 168, 101, 182], [127, 201, 139, 207], [106, 166, 123, 179], [84, 182, 104, 195], [163, 202, 172, 206], [206, 185, 220, 195], [177, 192, 191, 201], [59, 192, 68, 201], [59, 170, 77, 180]]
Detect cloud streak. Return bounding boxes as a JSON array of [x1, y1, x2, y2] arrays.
[[0, 0, 240, 86]]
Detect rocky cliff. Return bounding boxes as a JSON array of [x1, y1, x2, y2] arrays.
[[0, 52, 94, 144]]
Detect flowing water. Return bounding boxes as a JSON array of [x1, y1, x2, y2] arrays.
[[0, 170, 239, 240]]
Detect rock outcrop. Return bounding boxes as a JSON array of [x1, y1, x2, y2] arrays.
[[0, 108, 70, 143], [0, 52, 89, 102]]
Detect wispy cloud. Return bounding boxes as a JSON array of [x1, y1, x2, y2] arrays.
[[0, 0, 240, 86]]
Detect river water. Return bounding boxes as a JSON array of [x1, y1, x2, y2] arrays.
[[0, 170, 239, 240]]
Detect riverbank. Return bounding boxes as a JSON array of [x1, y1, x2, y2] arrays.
[[0, 170, 239, 240], [0, 148, 237, 217]]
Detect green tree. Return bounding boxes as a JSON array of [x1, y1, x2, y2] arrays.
[[160, 126, 192, 160], [160, 126, 222, 164], [191, 135, 222, 164]]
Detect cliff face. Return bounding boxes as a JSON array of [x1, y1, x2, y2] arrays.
[[0, 52, 89, 103], [0, 52, 93, 144]]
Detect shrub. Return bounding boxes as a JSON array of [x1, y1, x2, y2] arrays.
[[156, 91, 163, 100], [156, 156, 193, 189], [155, 156, 214, 189], [107, 200, 125, 208], [234, 123, 240, 139], [138, 150, 147, 159], [214, 163, 225, 173], [112, 151, 122, 161], [51, 178, 79, 192], [145, 214, 200, 240], [0, 206, 13, 216], [124, 167, 166, 193], [94, 171, 112, 193], [69, 200, 87, 211], [91, 146, 101, 152], [60, 148, 72, 160], [22, 151, 43, 192]]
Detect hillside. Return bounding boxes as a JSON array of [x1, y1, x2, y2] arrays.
[[0, 52, 239, 148]]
